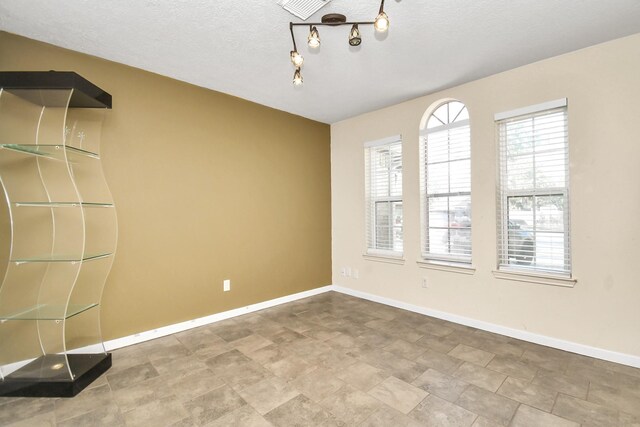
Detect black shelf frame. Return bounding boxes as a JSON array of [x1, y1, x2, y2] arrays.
[[0, 71, 112, 109]]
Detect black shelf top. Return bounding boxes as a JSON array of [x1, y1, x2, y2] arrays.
[[0, 71, 111, 109]]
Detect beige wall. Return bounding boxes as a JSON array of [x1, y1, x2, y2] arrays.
[[331, 33, 640, 358], [0, 32, 332, 341]]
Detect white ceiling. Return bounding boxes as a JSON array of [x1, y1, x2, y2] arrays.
[[2, 1, 640, 124]]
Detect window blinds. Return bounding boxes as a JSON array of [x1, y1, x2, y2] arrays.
[[364, 136, 403, 255], [496, 99, 570, 275], [421, 102, 471, 263]]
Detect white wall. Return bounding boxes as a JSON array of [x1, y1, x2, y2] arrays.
[[331, 33, 640, 361]]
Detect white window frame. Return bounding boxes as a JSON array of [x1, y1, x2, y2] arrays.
[[495, 98, 573, 282], [364, 135, 403, 258], [420, 101, 472, 266]]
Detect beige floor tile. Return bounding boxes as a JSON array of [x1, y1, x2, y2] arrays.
[[520, 348, 571, 372], [486, 355, 538, 381], [409, 394, 477, 427], [619, 410, 640, 427], [471, 416, 504, 427], [238, 376, 299, 415], [319, 384, 384, 424], [204, 404, 272, 427], [111, 377, 165, 413], [552, 393, 620, 427], [415, 322, 456, 339], [106, 361, 159, 391], [415, 333, 460, 353], [368, 376, 428, 414], [302, 324, 341, 341], [265, 394, 343, 427], [265, 354, 317, 381], [182, 385, 247, 425], [360, 407, 423, 427], [416, 349, 464, 374], [246, 343, 290, 365], [357, 349, 426, 383], [231, 334, 274, 355], [531, 369, 588, 399], [511, 404, 579, 427], [210, 322, 254, 343], [57, 404, 125, 427], [384, 339, 427, 360], [355, 329, 397, 347], [165, 367, 226, 402], [336, 361, 389, 391], [0, 398, 55, 426], [291, 367, 344, 402], [54, 383, 113, 422], [175, 327, 224, 353], [455, 385, 519, 426], [123, 396, 189, 426], [412, 367, 470, 402], [588, 381, 640, 417], [453, 362, 507, 392], [496, 376, 557, 412], [4, 411, 56, 427], [448, 344, 495, 367], [152, 354, 208, 375]]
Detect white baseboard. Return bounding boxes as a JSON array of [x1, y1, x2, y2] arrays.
[[104, 285, 333, 351], [332, 285, 640, 369]]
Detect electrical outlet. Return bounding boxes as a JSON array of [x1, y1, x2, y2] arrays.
[[422, 277, 428, 288], [223, 279, 231, 292], [346, 267, 352, 277], [341, 268, 347, 277]]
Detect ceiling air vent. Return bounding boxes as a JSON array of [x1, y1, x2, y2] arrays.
[[278, 0, 331, 20]]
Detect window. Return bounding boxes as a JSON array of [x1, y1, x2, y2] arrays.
[[364, 136, 403, 256], [420, 101, 471, 264], [496, 99, 570, 276]]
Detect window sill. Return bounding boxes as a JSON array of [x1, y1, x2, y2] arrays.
[[417, 260, 475, 275], [363, 253, 405, 265], [492, 269, 577, 288]]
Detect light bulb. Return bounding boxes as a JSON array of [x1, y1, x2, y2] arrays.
[[349, 24, 361, 46], [308, 26, 320, 48], [290, 50, 304, 67], [374, 11, 389, 32], [293, 68, 303, 86]]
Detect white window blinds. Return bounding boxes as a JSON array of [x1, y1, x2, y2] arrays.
[[496, 99, 570, 276], [420, 101, 471, 263], [364, 136, 403, 255]]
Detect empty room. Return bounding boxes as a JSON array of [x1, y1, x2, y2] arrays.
[[1, 1, 639, 425]]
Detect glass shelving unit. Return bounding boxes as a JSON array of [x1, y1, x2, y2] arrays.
[[0, 71, 116, 397]]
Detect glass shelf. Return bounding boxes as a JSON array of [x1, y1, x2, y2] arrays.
[[0, 144, 99, 161], [0, 303, 98, 321], [10, 253, 112, 264], [14, 202, 114, 208]]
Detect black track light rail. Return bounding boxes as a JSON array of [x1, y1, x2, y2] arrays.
[[289, 21, 375, 51], [287, 0, 387, 85]]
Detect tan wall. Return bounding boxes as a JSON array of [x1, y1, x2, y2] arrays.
[[331, 33, 640, 358], [0, 32, 332, 341]]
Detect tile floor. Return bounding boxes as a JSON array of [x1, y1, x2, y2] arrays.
[[1, 291, 639, 426]]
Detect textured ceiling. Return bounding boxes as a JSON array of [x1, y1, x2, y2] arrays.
[[1, 1, 640, 124]]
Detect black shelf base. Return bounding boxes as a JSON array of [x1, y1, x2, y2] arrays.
[[0, 353, 111, 398]]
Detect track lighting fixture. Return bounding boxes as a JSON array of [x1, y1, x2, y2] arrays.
[[349, 24, 361, 46], [307, 26, 320, 48], [287, 0, 392, 86], [374, 11, 389, 32], [290, 50, 304, 67], [293, 68, 303, 86]]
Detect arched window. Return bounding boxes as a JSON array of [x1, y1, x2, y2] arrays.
[[420, 101, 471, 264]]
